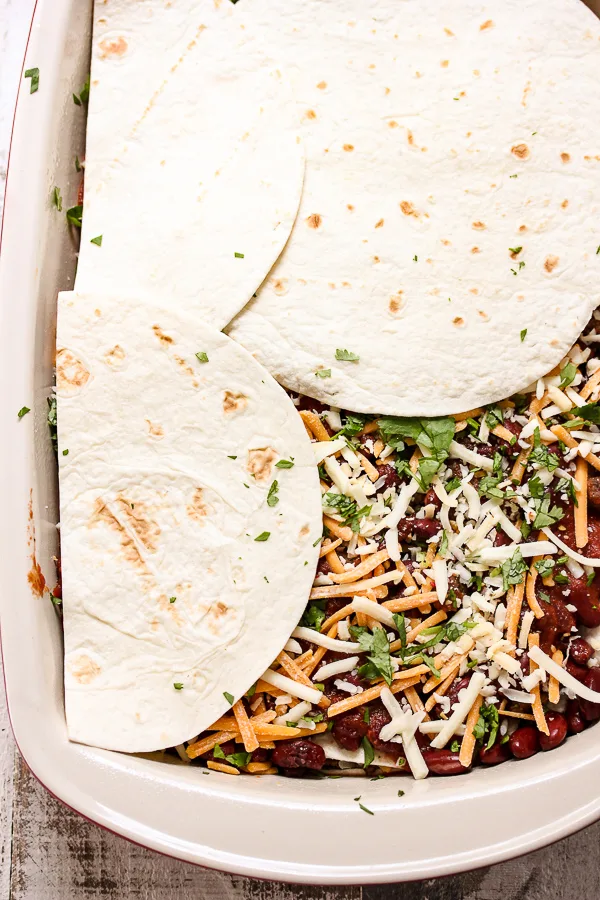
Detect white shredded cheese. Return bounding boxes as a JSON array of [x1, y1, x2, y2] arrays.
[[542, 528, 600, 568], [461, 480, 481, 521], [312, 437, 347, 464], [530, 645, 600, 703], [284, 638, 303, 654], [260, 669, 323, 704], [430, 672, 487, 749], [372, 478, 420, 534], [518, 610, 535, 650], [431, 558, 449, 605], [502, 689, 534, 704], [292, 626, 363, 653], [337, 619, 351, 641], [313, 656, 360, 682], [385, 525, 401, 562], [449, 440, 494, 472], [273, 700, 312, 725], [350, 596, 396, 628]]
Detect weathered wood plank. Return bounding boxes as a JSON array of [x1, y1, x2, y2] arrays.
[[9, 754, 361, 899]]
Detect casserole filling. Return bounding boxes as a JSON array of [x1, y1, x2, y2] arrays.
[[71, 312, 597, 780]]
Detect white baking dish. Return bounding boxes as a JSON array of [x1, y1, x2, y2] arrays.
[[2, 0, 600, 884]]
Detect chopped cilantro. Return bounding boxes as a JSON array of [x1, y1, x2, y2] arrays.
[[362, 736, 375, 768], [554, 572, 569, 585], [378, 416, 454, 487], [213, 745, 251, 768], [439, 530, 449, 557], [532, 498, 564, 530], [267, 480, 279, 507], [17, 406, 30, 420], [24, 68, 39, 93], [352, 626, 393, 685], [75, 155, 82, 172], [363, 707, 370, 724], [72, 77, 89, 106], [62, 449, 69, 456], [559, 362, 577, 390], [195, 351, 209, 363], [588, 571, 596, 587], [358, 802, 374, 816], [450, 739, 460, 753], [275, 459, 294, 469], [301, 600, 326, 631], [337, 413, 371, 438], [52, 186, 62, 211], [66, 205, 83, 228], [335, 348, 360, 362], [393, 612, 407, 648], [500, 547, 527, 592], [173, 682, 184, 690], [421, 655, 441, 679], [528, 475, 545, 499], [485, 405, 504, 429], [254, 531, 270, 541], [572, 403, 600, 425], [169, 596, 176, 603], [529, 428, 559, 471], [234, 251, 245, 258], [47, 395, 57, 451], [223, 691, 234, 705], [520, 329, 527, 342], [398, 789, 405, 797], [538, 591, 550, 603], [315, 368, 332, 378], [534, 558, 555, 578], [509, 246, 522, 256], [227, 454, 237, 460], [90, 235, 103, 246]]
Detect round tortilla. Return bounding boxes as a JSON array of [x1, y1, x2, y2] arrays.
[[229, 0, 600, 415], [57, 291, 321, 752], [76, 9, 305, 330]]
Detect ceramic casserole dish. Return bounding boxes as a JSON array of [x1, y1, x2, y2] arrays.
[[2, 0, 600, 884]]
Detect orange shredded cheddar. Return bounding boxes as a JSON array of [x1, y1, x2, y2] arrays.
[[323, 515, 354, 541], [394, 560, 418, 589], [310, 570, 402, 599], [424, 664, 460, 712], [232, 699, 259, 753], [258, 741, 275, 750], [579, 367, 600, 401], [525, 566, 545, 620], [528, 633, 549, 736], [453, 407, 484, 422], [423, 645, 474, 693], [245, 762, 273, 774], [459, 693, 483, 768], [327, 672, 424, 717], [207, 760, 240, 775], [511, 445, 531, 483], [382, 591, 438, 613], [187, 730, 237, 759], [529, 393, 549, 416], [319, 538, 342, 558], [505, 581, 526, 647], [404, 684, 430, 721], [357, 451, 380, 482], [498, 709, 536, 722], [409, 447, 421, 474], [491, 424, 517, 444], [575, 457, 588, 549], [551, 424, 600, 473], [548, 649, 563, 705], [299, 410, 330, 441], [276, 650, 330, 708], [325, 547, 346, 575]]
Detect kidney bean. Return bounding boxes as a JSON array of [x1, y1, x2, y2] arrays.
[[579, 669, 600, 722], [569, 638, 594, 665], [250, 748, 269, 763], [565, 659, 589, 683], [509, 727, 539, 759], [272, 739, 326, 770], [422, 749, 470, 775], [493, 529, 513, 547], [464, 438, 493, 458], [325, 596, 348, 619], [519, 651, 530, 675], [423, 488, 441, 511], [479, 741, 511, 765], [539, 593, 576, 652], [539, 712, 567, 751], [565, 574, 600, 629], [446, 676, 472, 710], [332, 709, 369, 752], [567, 700, 586, 735], [317, 557, 332, 576], [367, 706, 406, 759], [397, 517, 440, 542], [325, 671, 364, 704], [587, 515, 600, 559], [377, 463, 400, 489], [297, 395, 329, 415], [588, 477, 600, 510]]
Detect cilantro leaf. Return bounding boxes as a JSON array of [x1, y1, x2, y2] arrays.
[[254, 532, 270, 542], [559, 362, 577, 390], [195, 351, 209, 363], [66, 205, 83, 227], [534, 558, 555, 578], [485, 405, 504, 429], [24, 68, 39, 93], [362, 736, 375, 768], [90, 235, 103, 246], [335, 348, 360, 362], [223, 691, 234, 705], [52, 186, 62, 211], [275, 459, 294, 469], [520, 329, 527, 342], [572, 403, 600, 425], [393, 613, 407, 648], [300, 601, 326, 631], [17, 406, 30, 420], [532, 498, 564, 530], [500, 547, 527, 592], [315, 368, 332, 378], [353, 627, 393, 685], [267, 480, 279, 507], [527, 475, 545, 499]]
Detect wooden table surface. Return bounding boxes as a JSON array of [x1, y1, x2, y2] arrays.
[[1, 1, 600, 896]]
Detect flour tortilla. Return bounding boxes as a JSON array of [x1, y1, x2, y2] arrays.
[[75, 10, 305, 329], [57, 291, 321, 752], [229, 0, 600, 415]]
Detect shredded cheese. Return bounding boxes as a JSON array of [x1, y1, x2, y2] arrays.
[[430, 672, 487, 749]]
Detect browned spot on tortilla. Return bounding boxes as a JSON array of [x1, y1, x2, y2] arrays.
[[509, 247, 522, 259], [272, 278, 288, 295], [444, 27, 455, 36], [388, 292, 404, 314], [544, 255, 559, 273], [472, 221, 485, 230], [347, 204, 354, 211], [91, 496, 160, 572], [69, 655, 101, 685], [511, 143, 530, 160], [187, 488, 208, 521], [247, 447, 278, 483], [306, 213, 322, 229], [152, 325, 173, 344], [384, 86, 391, 95], [223, 391, 248, 415], [211, 601, 229, 619], [342, 281, 351, 287], [375, 218, 384, 228], [98, 36, 128, 58], [316, 81, 327, 89], [440, 60, 449, 68], [521, 82, 531, 107], [561, 199, 569, 208], [471, 246, 480, 254], [103, 344, 125, 367], [560, 152, 571, 163], [343, 144, 354, 152], [56, 348, 90, 393], [469, 287, 479, 295], [480, 19, 494, 30], [94, 308, 101, 317], [173, 355, 198, 387], [441, 239, 451, 246], [28, 557, 46, 597], [478, 310, 489, 321], [146, 419, 164, 439], [453, 317, 465, 327], [388, 120, 399, 128], [299, 524, 310, 539], [519, 224, 528, 232], [373, 255, 381, 264], [473, 69, 480, 76], [400, 201, 418, 217], [305, 109, 317, 120], [407, 130, 414, 145]]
